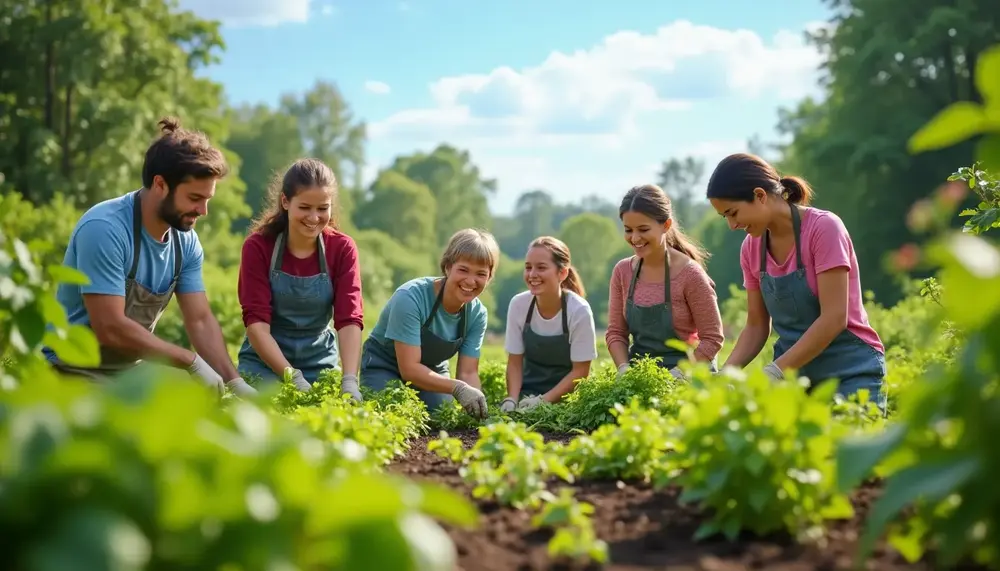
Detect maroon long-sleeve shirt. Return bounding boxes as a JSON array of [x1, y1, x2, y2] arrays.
[[238, 228, 364, 331]]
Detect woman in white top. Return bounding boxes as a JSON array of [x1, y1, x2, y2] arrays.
[[502, 236, 598, 412]]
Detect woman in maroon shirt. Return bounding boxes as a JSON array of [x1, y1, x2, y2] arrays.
[[236, 158, 364, 398]]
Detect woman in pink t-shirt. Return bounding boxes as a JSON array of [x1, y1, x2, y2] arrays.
[[706, 153, 886, 408], [606, 184, 725, 380]]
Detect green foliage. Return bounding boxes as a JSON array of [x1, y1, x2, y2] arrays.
[[908, 44, 1000, 172], [670, 370, 855, 544], [0, 365, 477, 571], [0, 228, 99, 375], [949, 163, 1000, 235]]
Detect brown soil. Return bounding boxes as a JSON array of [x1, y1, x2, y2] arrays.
[[389, 430, 986, 571]]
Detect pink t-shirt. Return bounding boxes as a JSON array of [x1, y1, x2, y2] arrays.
[[740, 207, 884, 353]]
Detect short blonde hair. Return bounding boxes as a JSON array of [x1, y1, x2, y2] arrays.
[[440, 228, 500, 277]]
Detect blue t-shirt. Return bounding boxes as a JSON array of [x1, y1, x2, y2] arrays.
[[51, 190, 206, 332], [367, 276, 488, 359]]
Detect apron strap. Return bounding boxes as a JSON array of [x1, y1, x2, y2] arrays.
[[760, 203, 805, 274], [130, 190, 182, 282], [271, 231, 328, 274], [128, 191, 144, 281], [627, 251, 671, 305], [525, 293, 569, 334], [425, 278, 467, 338], [270, 232, 286, 273]]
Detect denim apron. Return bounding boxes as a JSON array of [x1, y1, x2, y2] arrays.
[[50, 190, 181, 381], [236, 231, 338, 385], [760, 204, 886, 407], [520, 294, 573, 397], [360, 278, 465, 410], [624, 253, 690, 370]]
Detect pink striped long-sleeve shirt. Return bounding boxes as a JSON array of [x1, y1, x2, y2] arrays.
[[605, 256, 724, 362]]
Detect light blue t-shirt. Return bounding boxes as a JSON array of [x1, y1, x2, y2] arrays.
[[52, 191, 206, 330], [368, 276, 488, 359]]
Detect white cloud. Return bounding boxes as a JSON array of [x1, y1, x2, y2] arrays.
[[370, 20, 824, 144], [177, 0, 314, 27], [364, 80, 392, 95]]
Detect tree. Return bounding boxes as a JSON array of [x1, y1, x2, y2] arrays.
[[355, 170, 438, 256], [225, 104, 305, 218], [389, 145, 495, 246], [656, 157, 706, 232]]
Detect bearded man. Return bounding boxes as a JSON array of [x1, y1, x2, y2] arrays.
[[45, 117, 257, 397]]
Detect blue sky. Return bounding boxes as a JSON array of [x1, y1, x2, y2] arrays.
[[180, 0, 831, 215]]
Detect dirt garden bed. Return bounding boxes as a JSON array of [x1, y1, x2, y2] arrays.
[[388, 430, 985, 571]]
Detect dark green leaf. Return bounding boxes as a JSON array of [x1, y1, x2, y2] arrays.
[[26, 509, 150, 571], [14, 305, 46, 350]]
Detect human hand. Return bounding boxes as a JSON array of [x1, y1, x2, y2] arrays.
[[517, 395, 544, 411], [451, 380, 487, 418], [285, 368, 312, 392], [227, 377, 258, 397], [188, 353, 224, 394], [763, 362, 784, 381], [341, 373, 363, 402]]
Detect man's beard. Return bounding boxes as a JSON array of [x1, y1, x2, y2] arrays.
[[158, 193, 199, 232]]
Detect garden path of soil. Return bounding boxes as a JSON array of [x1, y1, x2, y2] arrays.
[[388, 430, 986, 571]]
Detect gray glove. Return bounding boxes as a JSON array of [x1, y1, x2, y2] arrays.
[[227, 377, 258, 397], [451, 380, 487, 419], [341, 373, 363, 402], [668, 366, 686, 381], [499, 397, 517, 413], [517, 395, 544, 411], [616, 362, 629, 379], [188, 353, 224, 394], [763, 361, 784, 381], [287, 368, 312, 392]]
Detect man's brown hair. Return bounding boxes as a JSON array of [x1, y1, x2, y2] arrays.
[[141, 116, 229, 192]]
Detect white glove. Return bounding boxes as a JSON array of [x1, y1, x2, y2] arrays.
[[285, 368, 312, 392], [517, 395, 544, 411], [668, 366, 686, 381], [616, 362, 629, 378], [763, 362, 784, 381], [188, 353, 224, 394], [227, 377, 258, 397], [499, 397, 517, 413], [341, 373, 363, 402], [451, 380, 487, 419]]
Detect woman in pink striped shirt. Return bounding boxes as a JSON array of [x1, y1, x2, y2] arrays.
[[606, 184, 725, 379]]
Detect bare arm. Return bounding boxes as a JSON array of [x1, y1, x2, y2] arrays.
[[84, 294, 194, 368], [246, 322, 293, 376], [336, 324, 362, 377], [605, 261, 631, 368], [773, 268, 849, 371], [543, 361, 591, 403], [455, 354, 482, 389], [177, 292, 240, 380], [505, 353, 524, 399], [722, 288, 772, 369], [395, 341, 460, 394]]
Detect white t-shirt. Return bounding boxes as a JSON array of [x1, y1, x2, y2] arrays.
[[504, 290, 598, 362]]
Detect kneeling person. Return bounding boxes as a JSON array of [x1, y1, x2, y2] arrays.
[[502, 237, 597, 413], [360, 229, 498, 418]]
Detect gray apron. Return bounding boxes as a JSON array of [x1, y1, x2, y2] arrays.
[[360, 278, 464, 411], [520, 294, 573, 397], [51, 190, 181, 380], [625, 253, 688, 370], [236, 231, 338, 385], [761, 204, 886, 408]]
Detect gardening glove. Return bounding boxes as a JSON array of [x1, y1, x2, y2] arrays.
[[500, 397, 517, 413], [517, 395, 545, 411], [188, 353, 224, 394], [284, 367, 312, 392], [763, 362, 784, 381], [616, 362, 629, 379], [451, 380, 487, 419], [227, 377, 258, 397], [341, 373, 363, 403], [668, 366, 686, 381]]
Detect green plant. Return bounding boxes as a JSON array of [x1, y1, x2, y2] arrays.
[[670, 368, 855, 543]]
